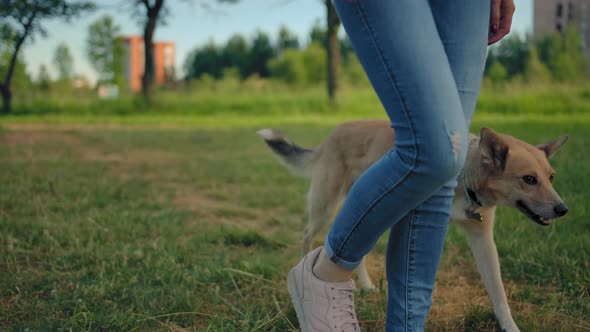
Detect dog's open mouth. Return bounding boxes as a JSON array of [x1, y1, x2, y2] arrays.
[[516, 201, 552, 226]]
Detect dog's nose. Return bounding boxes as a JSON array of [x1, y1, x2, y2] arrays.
[[554, 203, 568, 217]]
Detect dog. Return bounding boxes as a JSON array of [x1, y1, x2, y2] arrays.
[[258, 119, 569, 332]]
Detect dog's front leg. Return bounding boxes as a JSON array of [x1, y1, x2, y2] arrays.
[[461, 212, 520, 332], [357, 257, 376, 291]]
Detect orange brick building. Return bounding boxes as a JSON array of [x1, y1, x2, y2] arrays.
[[121, 36, 176, 92]]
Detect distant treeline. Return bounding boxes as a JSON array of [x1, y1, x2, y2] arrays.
[[184, 23, 588, 85], [485, 25, 587, 83], [183, 23, 365, 86]]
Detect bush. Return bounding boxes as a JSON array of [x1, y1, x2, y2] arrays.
[[268, 49, 307, 85], [524, 48, 551, 83], [343, 57, 369, 87], [537, 25, 587, 81], [487, 60, 508, 83], [268, 43, 327, 85], [302, 42, 326, 84]]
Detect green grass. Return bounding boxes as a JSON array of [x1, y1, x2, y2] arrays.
[[1, 84, 589, 331], [6, 80, 590, 119], [4, 82, 590, 132]]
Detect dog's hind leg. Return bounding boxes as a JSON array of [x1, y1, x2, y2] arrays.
[[302, 179, 341, 256], [460, 209, 520, 332]]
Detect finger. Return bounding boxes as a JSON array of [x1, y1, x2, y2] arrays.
[[489, 2, 515, 45], [488, 30, 506, 45], [499, 2, 515, 34], [488, 23, 511, 45], [489, 0, 501, 34]]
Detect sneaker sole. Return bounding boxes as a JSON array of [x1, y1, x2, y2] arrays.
[[287, 268, 308, 332]]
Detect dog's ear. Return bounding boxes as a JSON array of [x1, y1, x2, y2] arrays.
[[536, 135, 568, 159], [479, 127, 508, 171]]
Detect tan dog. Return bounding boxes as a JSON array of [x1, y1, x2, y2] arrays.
[[258, 119, 569, 332]]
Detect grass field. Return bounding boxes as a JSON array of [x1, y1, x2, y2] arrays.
[[1, 84, 589, 331]]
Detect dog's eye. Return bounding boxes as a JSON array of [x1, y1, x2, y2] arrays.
[[549, 174, 555, 183], [522, 175, 537, 185]]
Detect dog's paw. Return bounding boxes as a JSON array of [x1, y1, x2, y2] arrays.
[[499, 321, 520, 332], [359, 285, 377, 294]]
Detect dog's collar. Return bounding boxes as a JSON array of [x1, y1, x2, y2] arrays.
[[460, 171, 482, 207], [460, 171, 483, 222], [466, 187, 482, 207]]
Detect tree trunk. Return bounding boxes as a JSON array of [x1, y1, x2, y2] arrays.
[[142, 17, 156, 102], [0, 85, 11, 114], [1, 11, 38, 114], [141, 0, 165, 103], [326, 0, 340, 104], [1, 14, 34, 114]]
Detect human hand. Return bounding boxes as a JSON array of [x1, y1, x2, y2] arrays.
[[488, 0, 516, 45]]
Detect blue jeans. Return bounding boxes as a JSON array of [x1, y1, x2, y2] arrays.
[[325, 1, 489, 330]]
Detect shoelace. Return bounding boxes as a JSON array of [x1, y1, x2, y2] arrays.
[[331, 286, 360, 331]]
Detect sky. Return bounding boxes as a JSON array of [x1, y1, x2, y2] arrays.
[[22, 0, 534, 83]]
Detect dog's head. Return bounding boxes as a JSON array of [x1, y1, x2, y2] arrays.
[[475, 128, 569, 226]]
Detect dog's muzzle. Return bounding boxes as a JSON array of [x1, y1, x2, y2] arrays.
[[516, 200, 565, 227], [553, 203, 568, 217]]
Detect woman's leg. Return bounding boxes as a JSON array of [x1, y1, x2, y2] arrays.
[[288, 0, 489, 330], [314, 0, 489, 330], [324, 0, 470, 272], [385, 1, 489, 330]]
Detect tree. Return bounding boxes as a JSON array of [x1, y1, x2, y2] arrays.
[[131, 0, 240, 102], [309, 20, 326, 46], [490, 34, 529, 77], [303, 43, 327, 84], [269, 42, 327, 85], [486, 60, 508, 83], [538, 25, 587, 81], [524, 47, 551, 83], [37, 64, 51, 90], [247, 30, 275, 78], [325, 0, 340, 103], [268, 49, 307, 85], [132, 0, 166, 102], [0, 0, 94, 113], [53, 43, 74, 81], [309, 3, 341, 103], [1, 48, 29, 94], [277, 25, 299, 53], [339, 35, 354, 65], [223, 34, 248, 78], [186, 41, 224, 79], [86, 15, 123, 85]]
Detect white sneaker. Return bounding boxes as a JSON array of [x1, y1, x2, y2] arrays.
[[287, 247, 360, 332]]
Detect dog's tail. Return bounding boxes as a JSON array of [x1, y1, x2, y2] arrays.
[[257, 128, 315, 178]]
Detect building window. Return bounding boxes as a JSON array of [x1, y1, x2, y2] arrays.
[[556, 22, 563, 32], [556, 2, 563, 17], [568, 1, 574, 20]]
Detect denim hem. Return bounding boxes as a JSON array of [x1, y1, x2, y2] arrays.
[[324, 236, 361, 270]]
